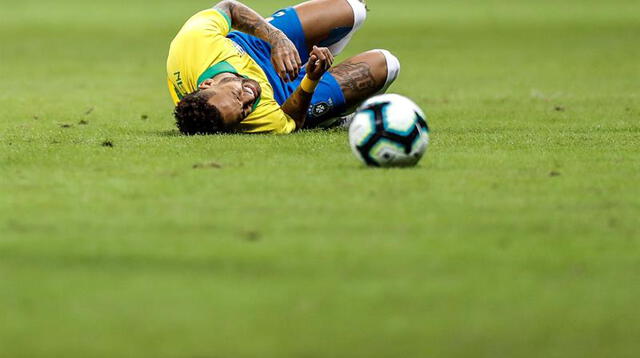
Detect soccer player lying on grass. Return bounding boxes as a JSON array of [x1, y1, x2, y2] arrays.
[[167, 0, 400, 134]]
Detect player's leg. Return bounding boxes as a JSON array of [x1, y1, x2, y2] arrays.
[[293, 0, 367, 55], [267, 0, 367, 58], [330, 49, 400, 108], [305, 49, 400, 127]]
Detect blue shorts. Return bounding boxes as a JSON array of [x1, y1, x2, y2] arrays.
[[226, 7, 347, 127]]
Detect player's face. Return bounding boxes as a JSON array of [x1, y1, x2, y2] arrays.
[[199, 74, 262, 130]]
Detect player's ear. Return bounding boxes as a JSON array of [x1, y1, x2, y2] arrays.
[[198, 79, 215, 90]]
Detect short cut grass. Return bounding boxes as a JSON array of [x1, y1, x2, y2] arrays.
[[1, 0, 640, 357]]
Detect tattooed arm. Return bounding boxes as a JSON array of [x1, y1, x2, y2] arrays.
[[281, 88, 313, 130], [214, 0, 301, 81], [282, 46, 334, 129]]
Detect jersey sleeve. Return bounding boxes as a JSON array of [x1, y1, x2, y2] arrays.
[[180, 9, 231, 38], [273, 112, 297, 134]]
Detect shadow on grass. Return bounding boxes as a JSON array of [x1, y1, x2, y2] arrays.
[[145, 129, 265, 138], [149, 129, 182, 137], [146, 126, 348, 138]]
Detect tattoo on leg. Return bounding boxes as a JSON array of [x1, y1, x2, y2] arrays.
[[330, 62, 379, 98]]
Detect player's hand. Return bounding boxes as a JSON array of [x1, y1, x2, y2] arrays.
[[269, 30, 302, 82], [306, 46, 334, 81]]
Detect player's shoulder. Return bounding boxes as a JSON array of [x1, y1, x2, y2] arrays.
[[179, 8, 231, 34]]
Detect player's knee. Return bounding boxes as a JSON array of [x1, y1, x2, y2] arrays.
[[322, 0, 367, 55], [376, 49, 401, 89], [345, 0, 367, 30]]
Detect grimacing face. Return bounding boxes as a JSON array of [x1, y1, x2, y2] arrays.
[[198, 73, 262, 130]]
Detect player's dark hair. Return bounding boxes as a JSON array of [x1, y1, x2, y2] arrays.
[[174, 90, 223, 135]]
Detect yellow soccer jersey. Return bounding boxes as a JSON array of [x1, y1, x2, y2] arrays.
[[167, 9, 296, 134]]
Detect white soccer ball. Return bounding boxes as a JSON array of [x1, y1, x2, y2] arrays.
[[348, 94, 429, 167]]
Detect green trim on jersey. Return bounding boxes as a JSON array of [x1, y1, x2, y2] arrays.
[[197, 61, 237, 85], [174, 85, 184, 100], [216, 9, 232, 29], [197, 61, 262, 111]]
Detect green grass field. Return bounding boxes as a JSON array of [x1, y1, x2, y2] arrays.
[[1, 0, 640, 356]]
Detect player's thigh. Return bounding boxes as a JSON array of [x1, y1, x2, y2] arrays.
[[329, 50, 388, 105], [266, 8, 309, 62], [294, 0, 355, 48]]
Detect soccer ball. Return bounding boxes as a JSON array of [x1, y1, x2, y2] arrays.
[[348, 94, 429, 167]]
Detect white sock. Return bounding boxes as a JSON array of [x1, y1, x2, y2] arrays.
[[328, 0, 368, 55], [375, 49, 401, 94]]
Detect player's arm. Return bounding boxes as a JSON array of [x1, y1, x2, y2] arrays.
[[281, 46, 334, 130], [214, 0, 301, 81]]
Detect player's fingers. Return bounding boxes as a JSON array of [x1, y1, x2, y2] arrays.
[[317, 47, 331, 62], [294, 49, 302, 68], [311, 45, 321, 58], [307, 54, 318, 69], [322, 57, 330, 71], [274, 58, 288, 81], [319, 57, 329, 71], [287, 49, 299, 68], [284, 45, 300, 67], [325, 49, 333, 70], [324, 48, 334, 65], [287, 53, 300, 79], [283, 57, 295, 82]]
